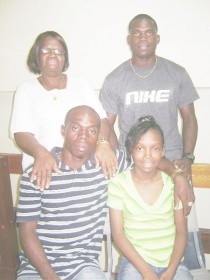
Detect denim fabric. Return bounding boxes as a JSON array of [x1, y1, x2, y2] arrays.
[[117, 257, 193, 280]]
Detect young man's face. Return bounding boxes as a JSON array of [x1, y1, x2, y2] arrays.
[[127, 19, 160, 59], [61, 108, 100, 161]]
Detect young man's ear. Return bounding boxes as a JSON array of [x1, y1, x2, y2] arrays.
[[156, 34, 160, 45], [61, 125, 65, 137], [127, 35, 131, 46]]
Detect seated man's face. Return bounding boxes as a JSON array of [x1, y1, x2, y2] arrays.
[[62, 107, 100, 161]]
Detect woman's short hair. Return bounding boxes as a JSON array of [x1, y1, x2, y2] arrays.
[[27, 31, 69, 74]]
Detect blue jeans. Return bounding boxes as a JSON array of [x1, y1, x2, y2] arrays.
[[117, 257, 193, 280]]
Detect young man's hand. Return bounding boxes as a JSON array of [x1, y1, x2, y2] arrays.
[[173, 174, 195, 217]]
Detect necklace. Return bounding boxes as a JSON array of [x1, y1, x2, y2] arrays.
[[41, 75, 64, 100], [41, 75, 64, 90], [130, 56, 157, 79]]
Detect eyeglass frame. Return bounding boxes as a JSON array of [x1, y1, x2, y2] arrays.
[[40, 48, 66, 56]]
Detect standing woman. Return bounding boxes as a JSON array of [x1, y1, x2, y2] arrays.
[[10, 31, 117, 189]]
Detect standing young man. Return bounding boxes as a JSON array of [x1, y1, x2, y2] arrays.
[[100, 14, 200, 269]]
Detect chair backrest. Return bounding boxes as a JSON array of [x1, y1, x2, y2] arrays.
[[103, 210, 113, 279], [192, 163, 210, 189], [0, 154, 22, 280], [191, 164, 210, 256], [189, 163, 210, 279]]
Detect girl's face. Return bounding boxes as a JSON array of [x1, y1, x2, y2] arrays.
[[132, 129, 164, 173]]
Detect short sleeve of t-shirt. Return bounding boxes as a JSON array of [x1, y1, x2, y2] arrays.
[[16, 170, 42, 223], [107, 171, 128, 210], [177, 68, 199, 108], [10, 81, 39, 137]]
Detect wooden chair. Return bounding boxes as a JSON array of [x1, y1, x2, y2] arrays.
[[0, 154, 210, 280], [0, 154, 22, 280], [189, 164, 210, 279]]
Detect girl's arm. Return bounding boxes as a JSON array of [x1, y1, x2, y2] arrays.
[[160, 208, 188, 280], [109, 208, 158, 280]]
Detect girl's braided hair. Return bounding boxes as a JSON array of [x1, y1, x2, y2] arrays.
[[125, 115, 164, 162]]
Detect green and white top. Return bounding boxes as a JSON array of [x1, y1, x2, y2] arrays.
[[108, 169, 182, 267]]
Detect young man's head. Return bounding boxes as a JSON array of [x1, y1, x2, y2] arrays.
[[127, 14, 160, 59], [61, 106, 101, 165]]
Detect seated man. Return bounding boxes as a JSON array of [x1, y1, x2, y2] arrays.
[[16, 105, 129, 280], [16, 105, 193, 280]]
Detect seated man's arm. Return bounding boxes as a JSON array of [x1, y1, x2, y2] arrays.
[[158, 157, 195, 217], [19, 221, 60, 280]]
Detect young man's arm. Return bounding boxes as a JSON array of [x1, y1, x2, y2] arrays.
[[94, 118, 118, 179], [173, 103, 198, 180], [106, 112, 119, 149], [158, 157, 195, 217], [19, 221, 60, 280]]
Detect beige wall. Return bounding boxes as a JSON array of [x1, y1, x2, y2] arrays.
[[0, 0, 210, 270], [1, 0, 210, 91]]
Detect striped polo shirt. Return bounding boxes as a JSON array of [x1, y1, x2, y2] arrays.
[[16, 147, 128, 279]]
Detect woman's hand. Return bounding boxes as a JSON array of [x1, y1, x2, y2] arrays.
[[14, 132, 62, 190], [94, 142, 118, 179], [31, 150, 62, 190]]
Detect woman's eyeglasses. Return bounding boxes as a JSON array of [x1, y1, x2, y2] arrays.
[[40, 48, 65, 56]]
